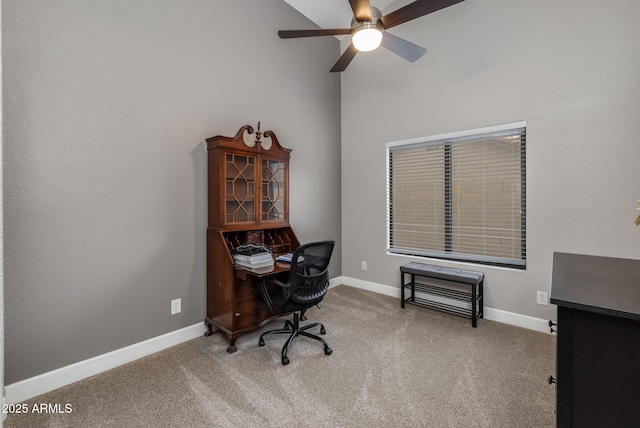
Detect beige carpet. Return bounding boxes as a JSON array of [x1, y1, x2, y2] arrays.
[[6, 285, 556, 427]]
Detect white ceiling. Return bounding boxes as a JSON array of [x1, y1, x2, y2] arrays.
[[283, 0, 404, 30]]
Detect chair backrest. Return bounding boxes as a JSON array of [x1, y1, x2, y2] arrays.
[[289, 240, 335, 306]]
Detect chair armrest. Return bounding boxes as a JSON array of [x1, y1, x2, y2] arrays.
[[263, 278, 290, 289], [257, 277, 291, 310], [257, 278, 275, 309]]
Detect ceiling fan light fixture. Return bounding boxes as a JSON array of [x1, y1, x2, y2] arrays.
[[352, 24, 383, 52]]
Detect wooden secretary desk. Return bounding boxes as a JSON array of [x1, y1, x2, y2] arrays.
[[203, 123, 301, 352]]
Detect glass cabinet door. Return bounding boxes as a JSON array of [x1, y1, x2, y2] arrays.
[[225, 153, 256, 224], [261, 158, 287, 222]]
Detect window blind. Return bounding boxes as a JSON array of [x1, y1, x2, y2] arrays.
[[387, 124, 526, 268]]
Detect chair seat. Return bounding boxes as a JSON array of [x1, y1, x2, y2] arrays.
[[280, 296, 324, 313]]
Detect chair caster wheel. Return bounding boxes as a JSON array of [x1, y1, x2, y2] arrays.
[[259, 338, 265, 347], [320, 325, 326, 335], [282, 356, 290, 365], [324, 346, 332, 356]]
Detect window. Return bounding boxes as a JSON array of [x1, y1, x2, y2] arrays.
[[387, 122, 526, 269]]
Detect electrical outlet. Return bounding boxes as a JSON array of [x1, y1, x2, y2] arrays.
[[536, 291, 548, 306], [361, 261, 367, 271], [171, 298, 181, 315]]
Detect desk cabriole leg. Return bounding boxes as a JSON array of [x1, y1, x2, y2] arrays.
[[226, 336, 238, 353], [204, 320, 214, 337]]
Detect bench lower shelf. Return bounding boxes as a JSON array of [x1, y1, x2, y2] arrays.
[[404, 294, 482, 319], [400, 263, 484, 327]]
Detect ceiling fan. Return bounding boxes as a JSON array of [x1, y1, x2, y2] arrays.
[[279, 0, 465, 72]]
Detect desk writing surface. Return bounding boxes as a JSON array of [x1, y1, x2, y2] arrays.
[[235, 253, 326, 278], [235, 260, 291, 277], [550, 252, 640, 321]]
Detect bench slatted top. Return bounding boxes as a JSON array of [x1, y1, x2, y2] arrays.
[[400, 262, 483, 285]]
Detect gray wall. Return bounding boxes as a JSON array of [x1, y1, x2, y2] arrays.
[[1, 1, 4, 419], [3, 0, 342, 384], [341, 0, 640, 321]]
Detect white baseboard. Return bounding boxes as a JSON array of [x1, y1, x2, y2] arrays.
[[5, 276, 550, 405], [340, 276, 551, 334], [5, 323, 206, 405], [339, 276, 399, 298], [482, 307, 551, 333], [6, 278, 344, 405], [329, 276, 344, 289]]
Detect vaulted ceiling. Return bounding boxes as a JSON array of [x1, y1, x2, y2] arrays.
[[283, 0, 401, 31]]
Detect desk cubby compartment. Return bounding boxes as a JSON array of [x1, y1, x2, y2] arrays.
[[400, 262, 484, 327], [223, 227, 295, 254], [263, 228, 293, 253]]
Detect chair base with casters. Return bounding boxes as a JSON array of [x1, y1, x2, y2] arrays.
[[258, 310, 332, 365]]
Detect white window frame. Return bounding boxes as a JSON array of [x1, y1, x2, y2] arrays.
[[386, 121, 527, 269]]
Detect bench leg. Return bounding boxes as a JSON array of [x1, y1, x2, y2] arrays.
[[400, 272, 405, 308], [411, 275, 416, 303], [472, 283, 477, 328], [479, 279, 484, 319]]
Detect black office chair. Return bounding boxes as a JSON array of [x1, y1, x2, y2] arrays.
[[257, 240, 335, 365]]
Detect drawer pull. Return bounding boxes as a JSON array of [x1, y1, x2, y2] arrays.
[[548, 375, 556, 385], [548, 320, 557, 334]]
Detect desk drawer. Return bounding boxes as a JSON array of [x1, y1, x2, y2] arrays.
[[235, 299, 261, 315], [235, 284, 259, 302], [234, 312, 261, 330]]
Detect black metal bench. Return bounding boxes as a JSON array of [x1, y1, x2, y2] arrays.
[[400, 262, 484, 327]]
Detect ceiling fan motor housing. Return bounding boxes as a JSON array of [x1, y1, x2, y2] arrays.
[[350, 6, 383, 29]]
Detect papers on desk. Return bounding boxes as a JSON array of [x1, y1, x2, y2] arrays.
[[240, 265, 275, 275], [275, 253, 304, 263], [276, 253, 293, 263], [233, 251, 274, 269]]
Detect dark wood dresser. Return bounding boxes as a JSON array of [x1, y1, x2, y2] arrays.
[[550, 252, 640, 428]]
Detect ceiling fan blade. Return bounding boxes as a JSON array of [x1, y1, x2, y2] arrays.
[[380, 32, 427, 62], [349, 0, 372, 22], [379, 0, 464, 29], [330, 43, 358, 72], [278, 29, 352, 39]]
